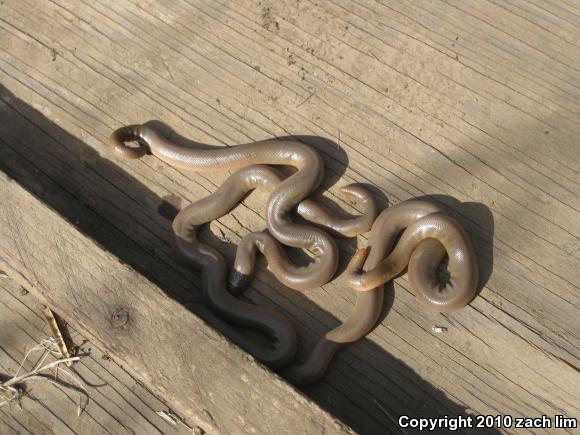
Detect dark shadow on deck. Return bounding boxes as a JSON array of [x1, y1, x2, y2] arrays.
[[0, 85, 497, 435]]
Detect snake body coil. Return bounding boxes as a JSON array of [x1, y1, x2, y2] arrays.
[[111, 124, 479, 385], [284, 200, 478, 385], [172, 165, 376, 367], [112, 123, 338, 291]]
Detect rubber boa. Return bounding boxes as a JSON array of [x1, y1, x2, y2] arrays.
[[283, 200, 478, 385], [347, 200, 478, 312], [230, 181, 378, 293], [172, 164, 376, 368], [110, 124, 478, 383], [111, 123, 338, 291]]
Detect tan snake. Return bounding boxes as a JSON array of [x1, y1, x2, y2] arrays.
[[111, 124, 479, 383], [283, 200, 478, 384], [112, 123, 341, 291], [172, 164, 377, 368]]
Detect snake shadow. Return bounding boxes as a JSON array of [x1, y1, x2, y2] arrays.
[[0, 84, 498, 435]]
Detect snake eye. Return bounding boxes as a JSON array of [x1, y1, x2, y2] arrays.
[[110, 125, 149, 159]]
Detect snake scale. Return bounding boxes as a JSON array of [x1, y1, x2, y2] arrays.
[[111, 123, 479, 385]]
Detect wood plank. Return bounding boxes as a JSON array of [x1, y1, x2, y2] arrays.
[[0, 173, 352, 435], [0, 276, 192, 435], [0, 0, 578, 433]]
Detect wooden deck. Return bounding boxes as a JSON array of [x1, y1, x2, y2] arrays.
[[0, 0, 578, 433], [0, 276, 192, 435]]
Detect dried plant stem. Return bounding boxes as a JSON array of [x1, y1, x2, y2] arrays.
[[0, 338, 88, 415]]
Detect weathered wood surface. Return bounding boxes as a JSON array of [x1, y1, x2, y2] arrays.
[[0, 0, 578, 433], [0, 276, 192, 435], [0, 174, 352, 435]]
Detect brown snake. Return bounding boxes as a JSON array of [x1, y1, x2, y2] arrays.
[[172, 164, 377, 368], [111, 123, 340, 291], [110, 124, 478, 384], [230, 181, 378, 293], [284, 200, 478, 384]]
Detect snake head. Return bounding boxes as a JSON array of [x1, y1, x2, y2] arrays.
[[228, 268, 253, 295]]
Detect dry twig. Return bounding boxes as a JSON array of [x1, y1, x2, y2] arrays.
[[0, 334, 88, 415]]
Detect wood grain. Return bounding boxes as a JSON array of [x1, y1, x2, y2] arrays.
[[0, 0, 578, 433], [0, 173, 351, 435], [0, 276, 193, 435]]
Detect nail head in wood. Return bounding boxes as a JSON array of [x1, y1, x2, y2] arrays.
[[111, 308, 129, 328]]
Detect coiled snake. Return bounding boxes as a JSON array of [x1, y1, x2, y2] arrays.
[[111, 123, 478, 384]]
